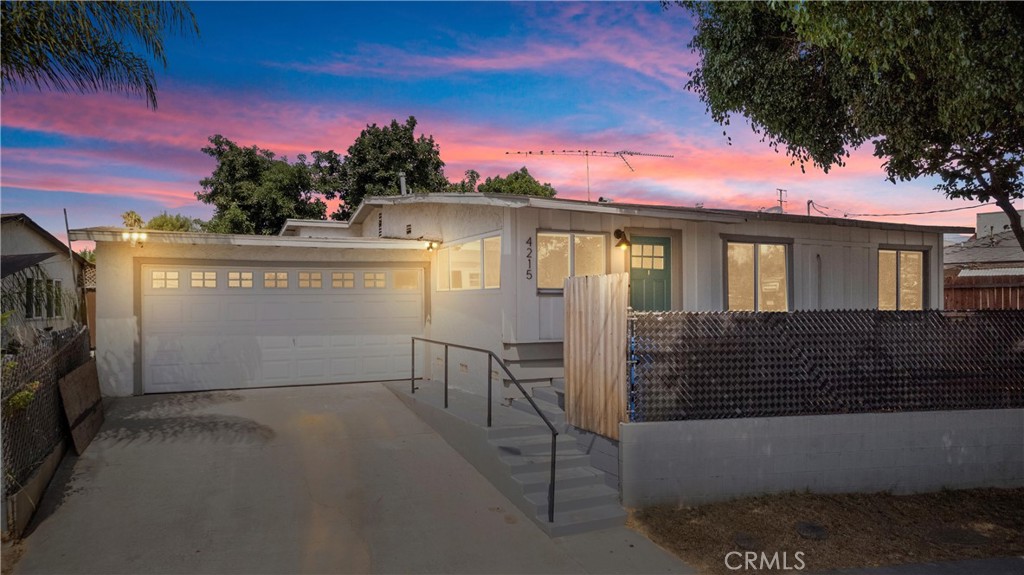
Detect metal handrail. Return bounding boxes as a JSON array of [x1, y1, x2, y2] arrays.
[[411, 336, 558, 523]]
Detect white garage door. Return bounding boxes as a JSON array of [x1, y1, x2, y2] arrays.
[[141, 264, 424, 393]]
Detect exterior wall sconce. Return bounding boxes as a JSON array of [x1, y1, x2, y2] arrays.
[[614, 229, 631, 250], [121, 230, 147, 247], [425, 241, 439, 251]]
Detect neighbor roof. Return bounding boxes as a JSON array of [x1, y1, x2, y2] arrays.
[[1, 213, 89, 267], [1, 252, 57, 279], [944, 230, 1024, 265], [346, 193, 974, 235]]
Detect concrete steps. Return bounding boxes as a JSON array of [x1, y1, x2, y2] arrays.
[[387, 378, 625, 537]]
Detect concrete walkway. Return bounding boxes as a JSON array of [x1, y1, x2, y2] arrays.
[[11, 383, 691, 574]]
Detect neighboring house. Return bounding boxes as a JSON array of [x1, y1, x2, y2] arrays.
[[72, 193, 971, 397], [1, 213, 89, 351], [944, 209, 1024, 309]]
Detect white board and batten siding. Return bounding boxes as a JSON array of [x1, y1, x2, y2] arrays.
[[141, 264, 424, 393]]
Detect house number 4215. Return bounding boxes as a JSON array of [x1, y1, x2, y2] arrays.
[[525, 237, 533, 280]]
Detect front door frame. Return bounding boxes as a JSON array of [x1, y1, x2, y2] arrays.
[[629, 235, 672, 311]]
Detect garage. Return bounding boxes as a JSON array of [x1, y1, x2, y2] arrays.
[[141, 263, 424, 393]]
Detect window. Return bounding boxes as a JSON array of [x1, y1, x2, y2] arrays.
[[435, 235, 501, 291], [631, 243, 665, 270], [152, 270, 179, 289], [298, 271, 322, 289], [264, 272, 288, 288], [879, 249, 925, 310], [54, 280, 63, 317], [332, 272, 355, 288], [364, 272, 386, 288], [24, 277, 37, 318], [228, 271, 253, 288], [726, 241, 790, 311], [537, 232, 606, 290], [450, 241, 481, 290], [191, 271, 216, 288], [45, 279, 55, 318]]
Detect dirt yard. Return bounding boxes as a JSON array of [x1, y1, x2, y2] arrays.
[[629, 488, 1024, 575]]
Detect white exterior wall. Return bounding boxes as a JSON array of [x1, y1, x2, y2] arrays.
[[1, 221, 82, 345], [93, 239, 428, 396]]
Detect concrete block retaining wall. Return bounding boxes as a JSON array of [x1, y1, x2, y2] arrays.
[[620, 409, 1024, 508]]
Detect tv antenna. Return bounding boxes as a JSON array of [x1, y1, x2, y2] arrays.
[[505, 149, 674, 202]]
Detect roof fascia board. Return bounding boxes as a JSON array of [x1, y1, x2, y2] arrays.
[[3, 213, 88, 267]]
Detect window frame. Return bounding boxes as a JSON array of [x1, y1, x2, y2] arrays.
[[227, 271, 254, 289], [435, 233, 502, 292], [54, 279, 63, 318], [877, 245, 930, 310], [535, 230, 608, 294], [24, 276, 37, 319], [721, 235, 794, 312]]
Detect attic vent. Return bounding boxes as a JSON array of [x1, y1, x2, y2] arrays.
[[406, 224, 412, 235], [378, 213, 383, 238]]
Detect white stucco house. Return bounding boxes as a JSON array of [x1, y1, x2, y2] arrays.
[[70, 194, 971, 397], [2, 213, 90, 350]]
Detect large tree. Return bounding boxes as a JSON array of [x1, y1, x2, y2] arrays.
[[1, 1, 198, 109], [335, 116, 449, 219], [680, 1, 1024, 251], [145, 211, 202, 232], [477, 167, 557, 197], [196, 135, 337, 235]]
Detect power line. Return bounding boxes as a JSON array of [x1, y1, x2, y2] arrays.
[[807, 199, 995, 219], [506, 149, 673, 202]]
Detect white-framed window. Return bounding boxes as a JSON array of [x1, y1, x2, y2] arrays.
[[364, 272, 386, 289], [191, 271, 217, 288], [152, 270, 179, 289], [298, 271, 322, 289], [879, 249, 925, 310], [536, 232, 606, 290], [264, 272, 288, 288], [435, 235, 502, 292], [332, 272, 355, 288], [725, 241, 790, 312], [228, 271, 253, 288]]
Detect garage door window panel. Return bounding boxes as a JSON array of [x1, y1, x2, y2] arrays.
[[299, 271, 322, 289], [264, 272, 288, 288], [152, 270, 179, 289], [191, 271, 216, 288], [364, 272, 386, 288], [228, 271, 253, 288], [394, 269, 419, 290], [332, 272, 355, 288]]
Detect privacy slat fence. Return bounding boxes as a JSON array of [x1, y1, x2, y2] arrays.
[[563, 273, 629, 439], [944, 274, 1024, 310]]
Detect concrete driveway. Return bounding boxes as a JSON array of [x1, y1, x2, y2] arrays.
[[11, 383, 690, 574]]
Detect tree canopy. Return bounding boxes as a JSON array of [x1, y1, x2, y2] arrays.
[[335, 116, 449, 219], [121, 210, 143, 228], [1, 1, 199, 109], [145, 211, 202, 232], [679, 1, 1024, 250], [477, 167, 557, 197], [195, 135, 335, 235]]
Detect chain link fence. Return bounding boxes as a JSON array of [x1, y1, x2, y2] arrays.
[[628, 310, 1024, 422], [2, 326, 90, 497]]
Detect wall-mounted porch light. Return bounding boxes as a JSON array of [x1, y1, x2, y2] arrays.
[[121, 230, 147, 247], [425, 241, 439, 251], [613, 229, 631, 250]]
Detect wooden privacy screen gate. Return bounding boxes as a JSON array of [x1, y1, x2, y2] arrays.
[[563, 273, 629, 440]]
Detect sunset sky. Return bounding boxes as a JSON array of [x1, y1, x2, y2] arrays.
[[1, 1, 1003, 248]]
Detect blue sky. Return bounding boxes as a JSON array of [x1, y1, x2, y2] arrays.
[[1, 1, 999, 247]]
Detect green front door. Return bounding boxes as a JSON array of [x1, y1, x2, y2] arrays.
[[629, 236, 671, 311]]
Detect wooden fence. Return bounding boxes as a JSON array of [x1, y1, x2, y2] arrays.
[[563, 273, 629, 440], [944, 274, 1024, 310]]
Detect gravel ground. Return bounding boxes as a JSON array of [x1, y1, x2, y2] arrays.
[[629, 488, 1024, 575]]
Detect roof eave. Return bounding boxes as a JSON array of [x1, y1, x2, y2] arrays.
[[69, 228, 431, 250]]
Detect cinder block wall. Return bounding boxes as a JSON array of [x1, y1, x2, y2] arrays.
[[620, 409, 1024, 508]]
